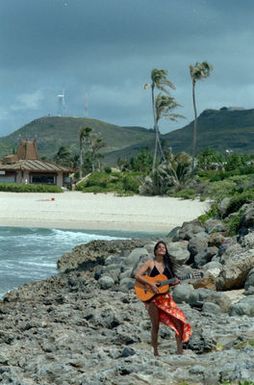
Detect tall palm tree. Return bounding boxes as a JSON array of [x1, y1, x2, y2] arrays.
[[149, 68, 176, 173], [90, 134, 105, 172], [153, 93, 183, 172], [189, 61, 213, 171], [79, 126, 92, 179]]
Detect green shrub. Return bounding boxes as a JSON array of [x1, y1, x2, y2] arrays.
[[122, 174, 140, 193], [170, 188, 196, 200], [0, 183, 62, 193], [104, 166, 112, 174], [198, 202, 220, 223], [225, 212, 242, 235], [77, 171, 142, 194], [224, 191, 254, 217]]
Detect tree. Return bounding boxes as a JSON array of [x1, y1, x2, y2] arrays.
[[53, 145, 72, 167], [189, 61, 213, 171], [90, 134, 105, 172], [145, 68, 184, 173], [139, 151, 192, 195], [130, 149, 153, 173], [79, 126, 92, 179]]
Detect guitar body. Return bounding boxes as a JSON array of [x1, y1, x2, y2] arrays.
[[134, 274, 172, 302], [134, 270, 203, 302]]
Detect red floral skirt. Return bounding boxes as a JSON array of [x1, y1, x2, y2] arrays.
[[150, 293, 192, 343]]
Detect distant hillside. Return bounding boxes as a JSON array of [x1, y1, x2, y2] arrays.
[[0, 116, 154, 159], [1, 108, 254, 165], [105, 107, 254, 164], [164, 107, 254, 153]]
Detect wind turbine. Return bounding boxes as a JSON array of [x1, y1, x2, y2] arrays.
[[57, 90, 66, 116]]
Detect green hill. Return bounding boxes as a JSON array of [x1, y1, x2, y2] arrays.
[[0, 116, 154, 159], [106, 107, 254, 162], [1, 107, 254, 165], [163, 107, 254, 153]]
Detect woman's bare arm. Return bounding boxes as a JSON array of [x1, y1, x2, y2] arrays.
[[135, 260, 159, 293]]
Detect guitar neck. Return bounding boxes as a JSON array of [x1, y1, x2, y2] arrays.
[[159, 273, 191, 287]]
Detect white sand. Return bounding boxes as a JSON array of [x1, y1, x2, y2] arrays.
[[0, 191, 209, 233]]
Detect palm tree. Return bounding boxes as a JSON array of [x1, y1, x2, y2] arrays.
[[53, 146, 72, 166], [79, 126, 92, 179], [90, 134, 105, 172], [189, 61, 213, 171], [153, 93, 183, 172], [149, 69, 176, 173]]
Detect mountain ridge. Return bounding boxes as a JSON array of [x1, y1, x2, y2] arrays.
[[1, 107, 254, 163]]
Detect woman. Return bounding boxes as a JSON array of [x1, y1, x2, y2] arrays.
[[135, 240, 192, 356]]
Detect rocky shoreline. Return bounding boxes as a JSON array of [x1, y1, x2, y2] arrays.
[[1, 210, 254, 384]]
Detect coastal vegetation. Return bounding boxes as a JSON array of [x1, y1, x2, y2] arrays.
[[189, 61, 213, 170], [0, 182, 62, 192]]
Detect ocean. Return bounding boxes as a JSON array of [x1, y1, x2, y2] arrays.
[[0, 226, 157, 298]]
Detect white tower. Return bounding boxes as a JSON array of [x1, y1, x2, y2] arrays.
[[84, 94, 88, 117], [57, 90, 65, 116]]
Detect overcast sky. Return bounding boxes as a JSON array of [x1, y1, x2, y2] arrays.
[[0, 0, 254, 136]]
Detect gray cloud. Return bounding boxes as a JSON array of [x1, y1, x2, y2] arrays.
[[0, 0, 254, 135]]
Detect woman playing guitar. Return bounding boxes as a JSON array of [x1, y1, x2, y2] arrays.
[[135, 240, 192, 356]]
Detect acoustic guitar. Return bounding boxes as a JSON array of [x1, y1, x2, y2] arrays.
[[134, 271, 203, 302]]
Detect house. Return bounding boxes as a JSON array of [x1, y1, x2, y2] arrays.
[[0, 140, 72, 187]]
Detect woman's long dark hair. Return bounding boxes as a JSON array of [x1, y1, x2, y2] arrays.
[[154, 240, 175, 278]]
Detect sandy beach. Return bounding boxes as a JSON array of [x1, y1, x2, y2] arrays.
[[0, 191, 209, 233]]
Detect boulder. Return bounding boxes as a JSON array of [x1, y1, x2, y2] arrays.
[[229, 295, 254, 317], [98, 276, 114, 289], [244, 268, 254, 290], [202, 302, 221, 314], [216, 249, 254, 290], [178, 220, 205, 241], [125, 247, 149, 266], [240, 202, 254, 229], [188, 233, 209, 258], [167, 240, 190, 265], [208, 233, 225, 247], [194, 246, 218, 267], [218, 197, 231, 217], [205, 219, 226, 234], [172, 283, 194, 303]]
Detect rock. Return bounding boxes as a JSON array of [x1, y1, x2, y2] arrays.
[[218, 197, 231, 217], [172, 283, 194, 303], [188, 233, 209, 258], [189, 288, 214, 306], [216, 249, 254, 290], [119, 277, 134, 292], [194, 248, 216, 267], [244, 268, 254, 290], [203, 261, 223, 278], [178, 220, 205, 241], [102, 264, 121, 283], [0, 238, 254, 384], [240, 202, 254, 229], [229, 295, 254, 316], [167, 240, 190, 265], [125, 247, 150, 266], [202, 302, 221, 314], [208, 233, 225, 247], [98, 276, 115, 289], [240, 231, 254, 248], [205, 219, 226, 234]]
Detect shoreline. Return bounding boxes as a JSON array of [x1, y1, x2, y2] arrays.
[[0, 191, 209, 233]]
